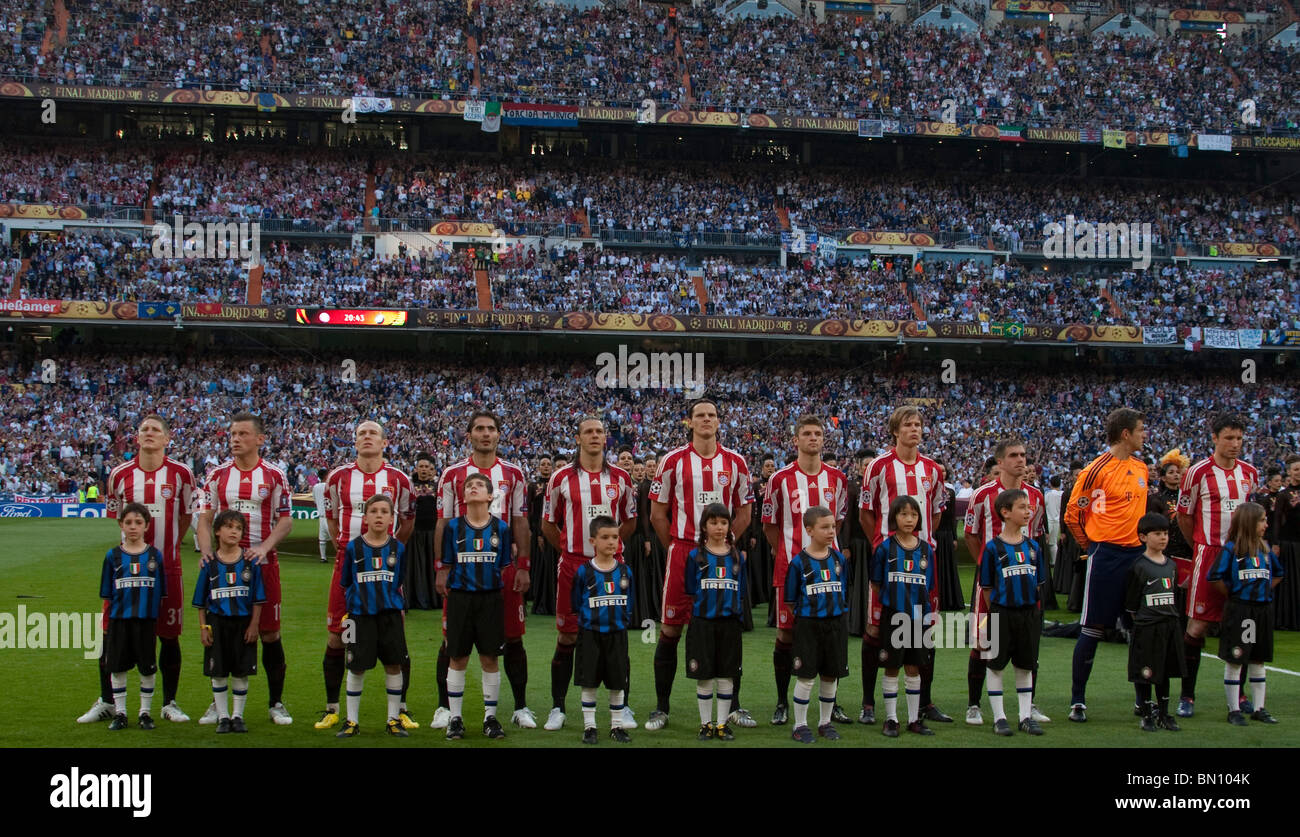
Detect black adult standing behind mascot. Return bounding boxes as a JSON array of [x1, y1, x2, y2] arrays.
[[1270, 455, 1300, 630], [407, 453, 441, 610], [529, 456, 556, 616], [932, 461, 963, 611]]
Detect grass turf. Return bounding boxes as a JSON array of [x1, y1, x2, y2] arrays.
[[2, 518, 1296, 748]]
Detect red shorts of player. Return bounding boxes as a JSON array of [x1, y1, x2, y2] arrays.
[[156, 565, 184, 639], [556, 551, 588, 634], [258, 554, 281, 633], [661, 540, 697, 626], [864, 583, 882, 633], [328, 546, 347, 633], [772, 555, 795, 630], [441, 563, 526, 641], [1188, 542, 1227, 623], [1172, 555, 1194, 588]]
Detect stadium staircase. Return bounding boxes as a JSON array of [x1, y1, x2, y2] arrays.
[[775, 206, 791, 231], [475, 267, 491, 310], [8, 260, 30, 299], [467, 33, 483, 94], [575, 208, 592, 237], [54, 0, 68, 44], [1099, 280, 1123, 320], [363, 172, 377, 232], [671, 15, 694, 105], [691, 270, 709, 315], [1035, 42, 1055, 72], [246, 264, 264, 305]]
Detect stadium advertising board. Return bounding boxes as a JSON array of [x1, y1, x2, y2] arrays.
[[0, 203, 88, 220], [181, 303, 288, 322], [0, 503, 106, 518], [294, 309, 409, 327]]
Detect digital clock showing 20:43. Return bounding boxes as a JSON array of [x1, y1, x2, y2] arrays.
[[294, 309, 409, 327]]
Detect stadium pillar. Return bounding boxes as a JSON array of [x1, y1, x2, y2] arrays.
[[895, 144, 904, 168], [802, 140, 812, 165], [1079, 152, 1087, 176]]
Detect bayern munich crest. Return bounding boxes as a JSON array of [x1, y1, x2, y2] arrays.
[[160, 485, 173, 500], [258, 485, 270, 499], [717, 474, 730, 487], [606, 485, 618, 499]]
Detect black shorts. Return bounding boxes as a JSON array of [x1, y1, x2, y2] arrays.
[[879, 606, 932, 670], [204, 613, 258, 678], [984, 603, 1040, 671], [685, 617, 743, 680], [574, 629, 628, 690], [445, 589, 505, 658], [1218, 599, 1274, 664], [1128, 618, 1184, 684], [106, 617, 157, 675], [791, 615, 849, 680], [346, 611, 407, 672]]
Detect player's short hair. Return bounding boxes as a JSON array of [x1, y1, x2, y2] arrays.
[[983, 456, 998, 474], [355, 420, 385, 438], [1285, 454, 1300, 467], [463, 472, 493, 494], [138, 414, 169, 433], [119, 502, 151, 523], [1050, 475, 1062, 489], [1104, 408, 1145, 445], [316, 469, 326, 479], [1069, 460, 1084, 471], [858, 448, 877, 459], [414, 451, 434, 465], [762, 454, 776, 466], [588, 515, 619, 538], [1137, 513, 1170, 537], [887, 495, 922, 533], [802, 505, 834, 530], [230, 412, 265, 434], [1210, 412, 1246, 437], [994, 489, 1028, 520], [994, 438, 1025, 460], [887, 406, 922, 441], [795, 415, 824, 433], [688, 398, 719, 420], [213, 509, 246, 534], [577, 414, 604, 432], [363, 494, 394, 514], [467, 410, 500, 433], [1265, 468, 1281, 481], [617, 445, 633, 455]]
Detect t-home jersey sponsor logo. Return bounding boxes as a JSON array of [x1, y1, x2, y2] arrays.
[[50, 767, 151, 817]]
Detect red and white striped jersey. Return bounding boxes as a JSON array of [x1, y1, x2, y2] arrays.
[[201, 458, 292, 550], [1178, 458, 1258, 546], [761, 462, 848, 563], [649, 442, 753, 543], [858, 448, 946, 548], [964, 478, 1046, 559], [438, 456, 528, 521], [105, 456, 197, 567], [544, 463, 637, 557], [326, 462, 414, 548]]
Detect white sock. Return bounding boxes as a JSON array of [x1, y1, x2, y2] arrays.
[[987, 667, 1006, 722], [581, 687, 598, 729], [609, 690, 625, 729], [697, 678, 714, 725], [793, 678, 814, 728], [447, 668, 466, 719], [715, 678, 733, 725], [346, 671, 364, 724], [111, 672, 127, 715], [882, 674, 899, 722], [211, 678, 230, 719], [1224, 663, 1242, 713], [482, 670, 500, 720], [386, 671, 402, 722], [139, 673, 156, 715], [319, 541, 328, 562], [904, 673, 921, 724], [1247, 663, 1266, 711], [231, 676, 249, 719], [1015, 667, 1033, 723], [818, 679, 836, 727]]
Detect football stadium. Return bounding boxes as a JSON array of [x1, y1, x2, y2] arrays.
[[1, 0, 1299, 787]]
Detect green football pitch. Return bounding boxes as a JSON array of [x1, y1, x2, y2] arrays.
[[2, 518, 1296, 748]]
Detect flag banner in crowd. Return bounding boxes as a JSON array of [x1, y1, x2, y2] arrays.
[[351, 96, 393, 114], [1102, 129, 1127, 149], [858, 119, 883, 138], [256, 93, 277, 113], [638, 99, 657, 124], [463, 100, 485, 122], [1237, 329, 1263, 349], [502, 103, 579, 127], [1196, 133, 1232, 152], [1203, 327, 1239, 349], [137, 302, 182, 319], [1142, 326, 1178, 345], [1183, 326, 1202, 352], [997, 125, 1025, 142], [989, 321, 1024, 339], [482, 101, 501, 133], [1278, 329, 1300, 346], [1079, 128, 1101, 143]]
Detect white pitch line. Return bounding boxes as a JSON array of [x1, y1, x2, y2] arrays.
[[1202, 651, 1300, 677]]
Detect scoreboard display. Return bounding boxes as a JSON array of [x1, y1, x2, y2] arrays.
[[294, 308, 408, 327]]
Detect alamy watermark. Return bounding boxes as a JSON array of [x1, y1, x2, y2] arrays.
[[150, 213, 261, 268], [885, 607, 999, 658], [0, 607, 103, 659], [595, 345, 705, 398], [1042, 215, 1151, 270]]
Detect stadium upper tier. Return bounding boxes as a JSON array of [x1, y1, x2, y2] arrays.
[[1, 348, 1295, 495], [7, 235, 1298, 330], [2, 1, 1297, 132], [2, 142, 1296, 252]]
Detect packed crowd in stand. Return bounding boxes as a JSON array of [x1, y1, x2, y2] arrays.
[[2, 347, 1297, 501], [9, 231, 1300, 330], [5, 2, 1298, 131]]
